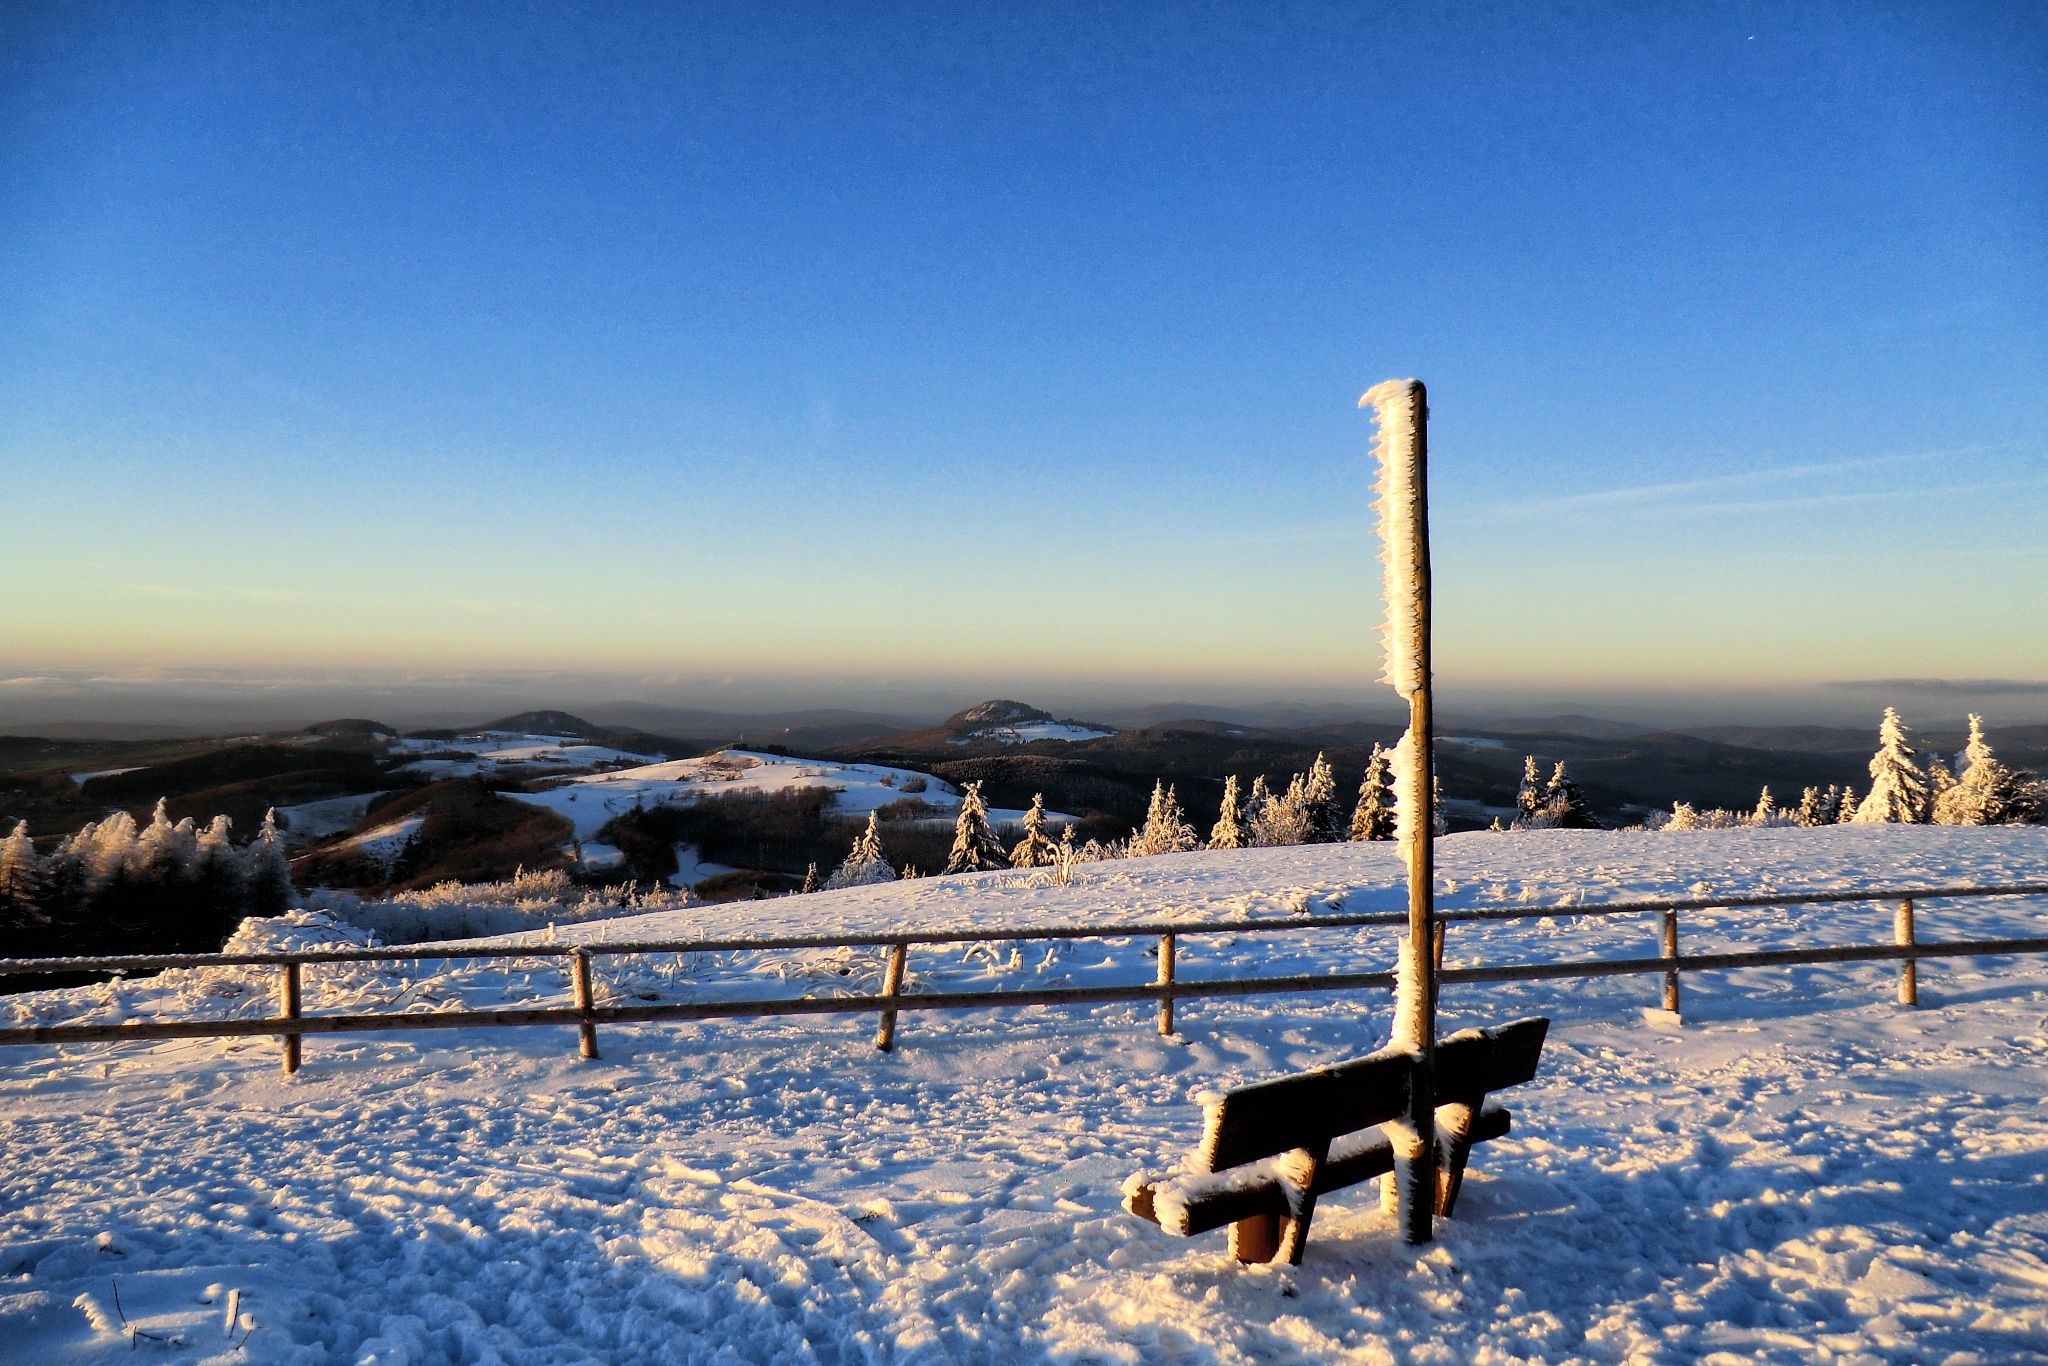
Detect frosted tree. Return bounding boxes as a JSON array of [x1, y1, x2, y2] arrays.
[[1250, 773, 1310, 847], [1009, 793, 1059, 868], [1836, 785, 1860, 823], [1301, 752, 1342, 843], [1935, 714, 2041, 825], [135, 799, 199, 884], [943, 781, 1008, 874], [0, 821, 43, 925], [1242, 776, 1273, 841], [1750, 787, 1777, 827], [1208, 775, 1246, 850], [826, 812, 897, 889], [243, 809, 295, 916], [83, 811, 139, 895], [1515, 756, 1548, 826], [1542, 763, 1597, 829], [1795, 787, 1824, 827], [799, 862, 820, 894], [1852, 708, 1931, 824], [1349, 745, 1396, 841], [192, 815, 242, 907], [1130, 781, 1198, 857], [1925, 753, 1956, 810], [1665, 801, 1702, 832]]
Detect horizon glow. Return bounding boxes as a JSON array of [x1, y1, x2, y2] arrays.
[[3, 3, 2044, 705]]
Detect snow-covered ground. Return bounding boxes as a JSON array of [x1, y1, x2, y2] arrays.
[[273, 793, 383, 844], [389, 731, 661, 780], [952, 721, 1115, 745], [314, 814, 424, 873], [512, 749, 1050, 844], [4, 826, 2048, 1364]]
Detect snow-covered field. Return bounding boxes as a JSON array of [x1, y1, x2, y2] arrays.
[[4, 826, 2048, 1364], [388, 731, 662, 780], [511, 749, 1049, 844], [952, 721, 1115, 745]]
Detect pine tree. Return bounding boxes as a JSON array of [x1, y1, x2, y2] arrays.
[[1836, 786, 1860, 823], [1243, 775, 1272, 839], [0, 821, 44, 927], [1130, 781, 1197, 857], [1665, 801, 1701, 832], [135, 798, 198, 885], [1935, 714, 2042, 825], [243, 809, 295, 916], [192, 815, 242, 912], [1540, 762, 1598, 829], [1250, 773, 1310, 847], [83, 811, 138, 896], [943, 781, 1008, 874], [1301, 752, 1342, 843], [1751, 787, 1777, 827], [1208, 775, 1246, 850], [1852, 708, 1931, 824], [1515, 756, 1547, 826], [826, 812, 896, 889], [1349, 745, 1396, 841], [799, 862, 820, 894], [1795, 787, 1823, 827], [1009, 793, 1058, 868]]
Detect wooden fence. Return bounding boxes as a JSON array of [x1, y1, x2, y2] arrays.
[[0, 881, 2044, 1075]]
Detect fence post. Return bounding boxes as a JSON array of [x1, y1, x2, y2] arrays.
[[874, 942, 909, 1052], [1431, 920, 1446, 978], [1661, 909, 1681, 1016], [278, 961, 301, 1076], [572, 950, 600, 1060], [1157, 932, 1177, 1036], [1896, 898, 1918, 1006]]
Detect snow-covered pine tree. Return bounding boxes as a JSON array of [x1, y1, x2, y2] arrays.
[[1836, 786, 1860, 823], [1935, 714, 2042, 825], [1795, 787, 1824, 827], [1349, 745, 1396, 841], [799, 862, 820, 894], [83, 811, 138, 896], [0, 821, 43, 926], [1208, 775, 1246, 850], [243, 808, 295, 916], [1851, 708, 1931, 824], [1301, 752, 1342, 843], [943, 781, 1008, 874], [1925, 753, 1956, 811], [1750, 787, 1777, 827], [1515, 756, 1547, 826], [135, 798, 199, 885], [1130, 781, 1197, 857], [1250, 773, 1310, 847], [826, 812, 897, 889], [192, 815, 242, 910], [1539, 762, 1597, 829], [1009, 793, 1058, 868], [1242, 775, 1272, 839], [1665, 801, 1701, 831]]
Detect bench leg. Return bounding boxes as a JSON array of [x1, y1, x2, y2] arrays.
[[1228, 1212, 1282, 1263], [1434, 1103, 1476, 1217], [1274, 1142, 1329, 1266]]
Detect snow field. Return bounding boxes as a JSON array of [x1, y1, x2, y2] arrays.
[[3, 827, 2047, 1364]]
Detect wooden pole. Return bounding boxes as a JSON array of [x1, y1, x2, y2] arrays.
[[1401, 380, 1437, 1248], [278, 961, 301, 1075], [572, 950, 599, 1060], [874, 942, 908, 1052], [1662, 909, 1681, 1015], [1896, 898, 1917, 1006], [1156, 932, 1177, 1036]]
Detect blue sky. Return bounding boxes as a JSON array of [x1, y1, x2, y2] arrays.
[[3, 1, 2043, 716]]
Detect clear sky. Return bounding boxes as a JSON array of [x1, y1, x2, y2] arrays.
[[3, 1, 2044, 719]]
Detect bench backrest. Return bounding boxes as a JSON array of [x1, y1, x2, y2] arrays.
[[1195, 1015, 1550, 1173]]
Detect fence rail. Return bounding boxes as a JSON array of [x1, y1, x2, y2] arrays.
[[1, 882, 2045, 1073]]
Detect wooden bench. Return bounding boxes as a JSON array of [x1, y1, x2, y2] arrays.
[[1122, 1016, 1550, 1264]]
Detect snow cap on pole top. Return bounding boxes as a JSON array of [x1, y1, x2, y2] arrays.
[[1359, 379, 1427, 700]]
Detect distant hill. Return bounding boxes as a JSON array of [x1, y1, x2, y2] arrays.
[[403, 710, 702, 759]]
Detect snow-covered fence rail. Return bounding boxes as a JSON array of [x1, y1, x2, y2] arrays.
[[1, 880, 2046, 1074]]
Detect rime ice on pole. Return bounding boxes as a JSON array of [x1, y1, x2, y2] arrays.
[[1360, 379, 1431, 1050]]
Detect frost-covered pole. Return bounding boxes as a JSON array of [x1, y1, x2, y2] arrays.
[[1359, 378, 1437, 1246]]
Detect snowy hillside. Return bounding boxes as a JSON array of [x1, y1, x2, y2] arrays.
[[510, 748, 1049, 844], [4, 826, 2048, 1364], [950, 720, 1115, 745], [388, 730, 662, 780]]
